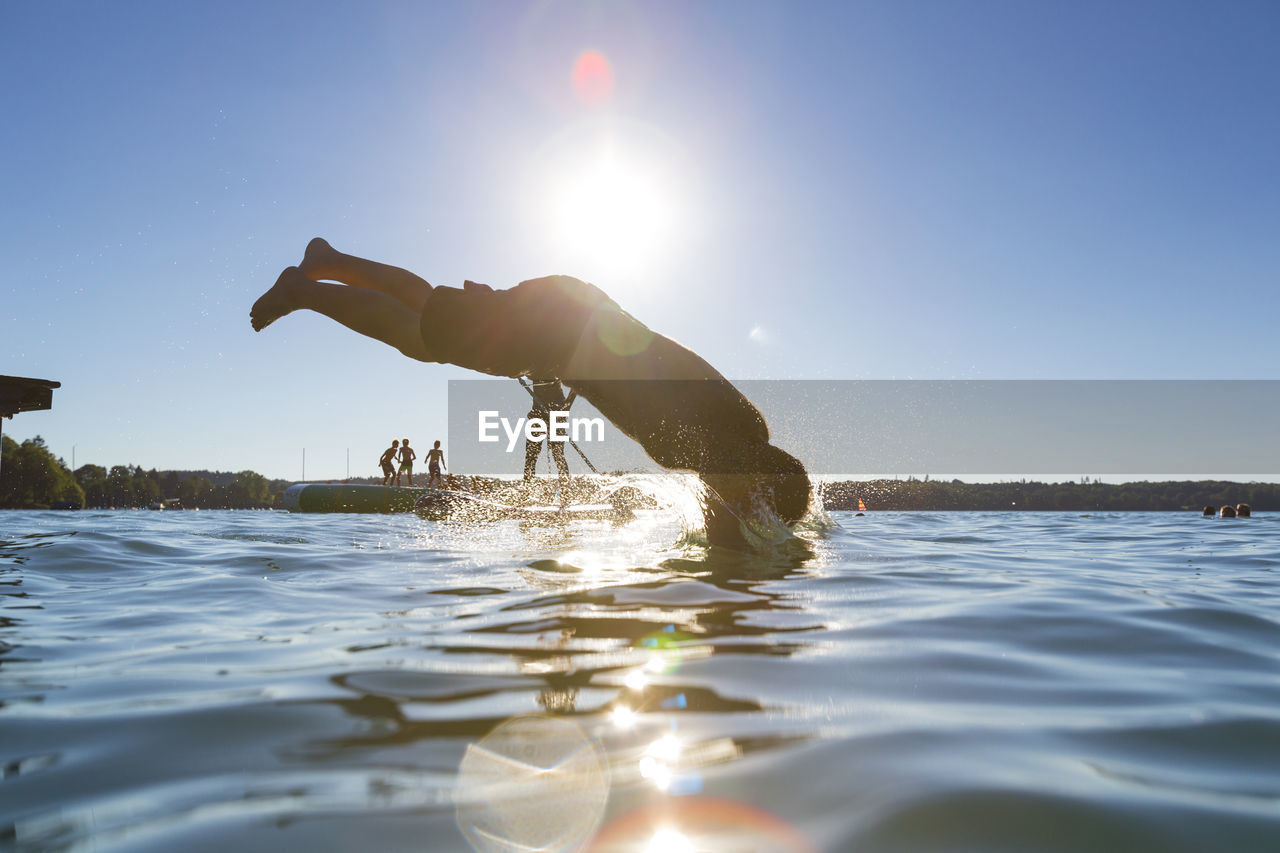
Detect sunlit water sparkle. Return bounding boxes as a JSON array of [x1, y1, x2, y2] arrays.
[[2, 508, 1279, 851]]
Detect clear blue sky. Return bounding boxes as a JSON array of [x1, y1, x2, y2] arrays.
[[3, 1, 1278, 481]]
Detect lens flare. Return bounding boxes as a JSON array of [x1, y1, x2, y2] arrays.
[[455, 715, 608, 852], [572, 50, 615, 104]]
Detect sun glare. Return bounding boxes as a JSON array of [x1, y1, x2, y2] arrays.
[[552, 158, 666, 268]]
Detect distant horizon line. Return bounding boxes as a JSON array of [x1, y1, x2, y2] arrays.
[[812, 474, 1280, 484], [276, 472, 1280, 486]]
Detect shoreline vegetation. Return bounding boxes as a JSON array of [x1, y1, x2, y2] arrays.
[[817, 478, 1272, 512], [2, 435, 1272, 512]]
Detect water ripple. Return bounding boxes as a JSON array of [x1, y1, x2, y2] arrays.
[[1, 509, 1278, 850]]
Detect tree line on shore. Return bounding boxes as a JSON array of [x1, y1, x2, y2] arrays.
[[1, 436, 289, 509], [819, 477, 1274, 512], [3, 434, 1273, 512]]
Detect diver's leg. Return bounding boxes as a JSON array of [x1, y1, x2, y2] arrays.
[[298, 238, 434, 313], [251, 266, 431, 361]]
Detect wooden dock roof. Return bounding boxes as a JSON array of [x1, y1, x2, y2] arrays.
[[0, 375, 61, 418]]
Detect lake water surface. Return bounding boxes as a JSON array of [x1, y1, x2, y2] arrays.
[[2, 507, 1278, 851]]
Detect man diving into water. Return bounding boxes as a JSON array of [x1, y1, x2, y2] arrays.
[[250, 239, 810, 547]]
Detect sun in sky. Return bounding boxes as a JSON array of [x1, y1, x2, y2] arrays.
[[538, 51, 686, 276], [551, 153, 667, 269]]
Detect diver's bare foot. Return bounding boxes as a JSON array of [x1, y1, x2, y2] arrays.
[[250, 266, 309, 331], [298, 237, 338, 281]]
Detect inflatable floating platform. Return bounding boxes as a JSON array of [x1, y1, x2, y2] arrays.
[[283, 483, 428, 514]]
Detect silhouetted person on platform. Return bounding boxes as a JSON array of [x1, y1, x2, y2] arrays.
[[425, 440, 447, 488], [397, 438, 416, 486], [379, 440, 399, 486], [251, 238, 810, 547]]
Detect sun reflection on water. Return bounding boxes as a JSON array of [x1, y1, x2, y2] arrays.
[[445, 476, 824, 852], [643, 827, 694, 853], [611, 704, 638, 729]]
